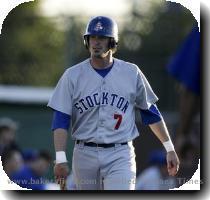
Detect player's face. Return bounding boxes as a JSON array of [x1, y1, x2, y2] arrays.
[[89, 35, 110, 58]]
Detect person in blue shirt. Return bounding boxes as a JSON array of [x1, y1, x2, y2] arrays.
[[1, 146, 24, 178], [167, 25, 200, 151], [11, 149, 52, 190]]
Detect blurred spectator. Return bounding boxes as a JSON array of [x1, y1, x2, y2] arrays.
[[175, 142, 199, 187], [0, 117, 19, 156], [135, 150, 176, 190], [22, 149, 39, 164], [167, 26, 200, 151], [11, 149, 52, 190], [1, 147, 24, 177]]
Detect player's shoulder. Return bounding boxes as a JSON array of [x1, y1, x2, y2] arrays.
[[114, 58, 140, 73], [58, 59, 89, 83], [66, 59, 89, 73], [62, 59, 89, 80]]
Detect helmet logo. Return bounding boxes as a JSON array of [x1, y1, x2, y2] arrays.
[[94, 22, 103, 31]]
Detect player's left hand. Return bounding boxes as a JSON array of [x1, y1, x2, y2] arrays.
[[166, 151, 180, 176]]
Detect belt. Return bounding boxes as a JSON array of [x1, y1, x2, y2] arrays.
[[76, 140, 127, 148]]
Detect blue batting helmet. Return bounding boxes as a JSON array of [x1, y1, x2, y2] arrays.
[[83, 16, 118, 49]]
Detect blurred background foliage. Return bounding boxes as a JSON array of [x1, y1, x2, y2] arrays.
[[0, 0, 196, 109], [0, 1, 65, 86]]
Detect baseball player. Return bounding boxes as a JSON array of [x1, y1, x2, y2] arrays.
[[48, 16, 180, 190]]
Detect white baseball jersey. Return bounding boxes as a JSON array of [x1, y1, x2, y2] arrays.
[[48, 58, 158, 143]]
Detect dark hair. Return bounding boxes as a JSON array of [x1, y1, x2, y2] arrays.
[[38, 150, 52, 162], [1, 145, 22, 166]]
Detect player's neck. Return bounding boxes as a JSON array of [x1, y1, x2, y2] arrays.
[[90, 53, 113, 69]]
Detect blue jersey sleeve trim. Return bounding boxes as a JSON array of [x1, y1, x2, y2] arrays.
[[52, 110, 71, 131], [140, 104, 162, 125]]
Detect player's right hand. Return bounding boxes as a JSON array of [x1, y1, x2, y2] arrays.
[[54, 163, 69, 188]]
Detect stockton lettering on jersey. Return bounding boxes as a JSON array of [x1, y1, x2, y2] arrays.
[[74, 92, 129, 114]]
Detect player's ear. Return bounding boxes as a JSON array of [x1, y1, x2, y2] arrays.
[[84, 36, 89, 49], [109, 38, 115, 49], [109, 38, 118, 54]]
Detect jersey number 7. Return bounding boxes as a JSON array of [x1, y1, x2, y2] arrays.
[[114, 114, 122, 130]]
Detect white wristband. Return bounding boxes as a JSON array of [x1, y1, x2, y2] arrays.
[[163, 140, 175, 152], [56, 151, 67, 164]]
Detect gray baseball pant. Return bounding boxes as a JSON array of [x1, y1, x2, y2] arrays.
[[72, 141, 136, 190]]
